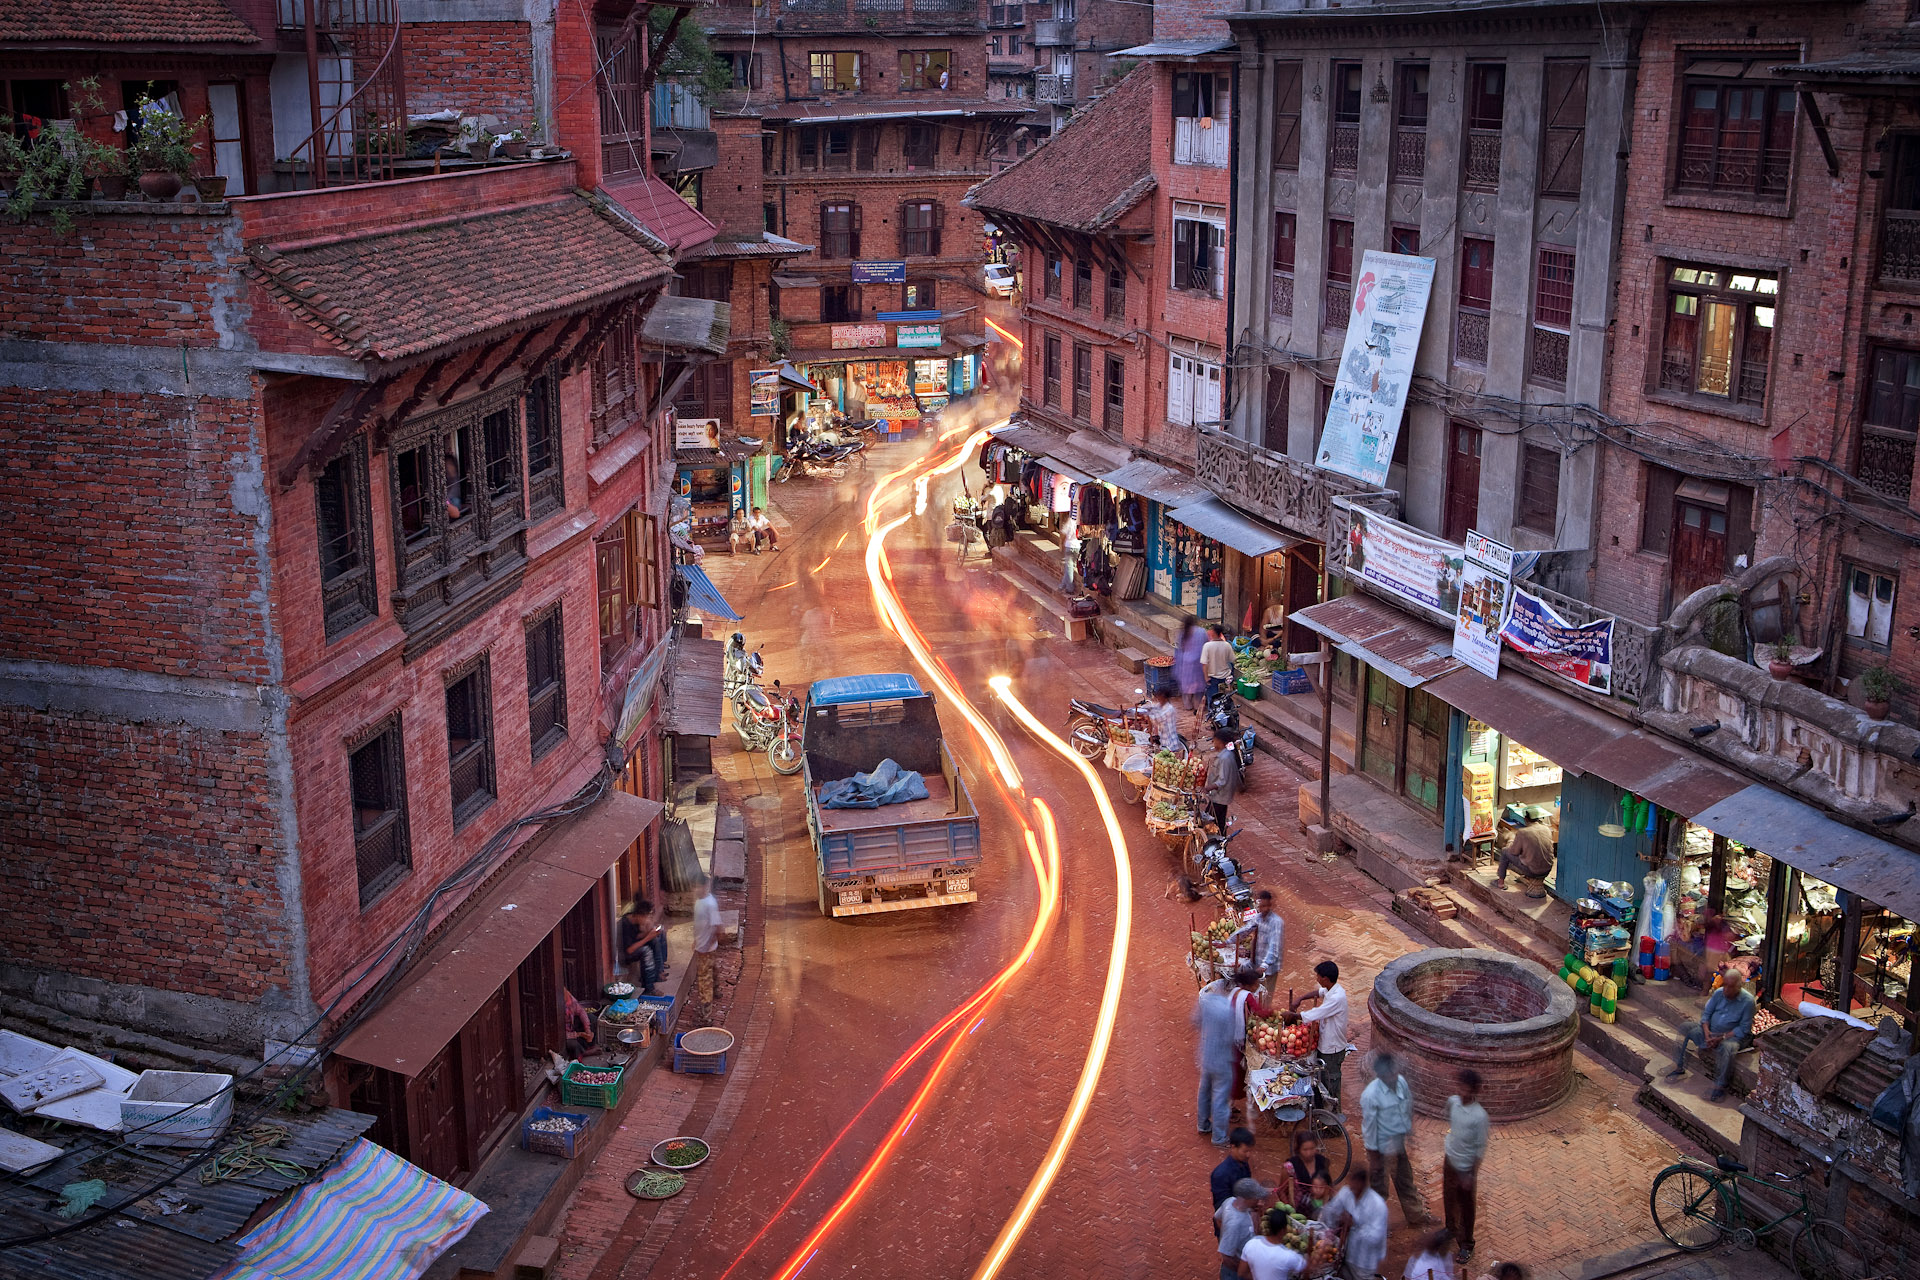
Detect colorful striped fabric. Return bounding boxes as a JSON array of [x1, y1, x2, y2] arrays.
[[219, 1138, 487, 1280]]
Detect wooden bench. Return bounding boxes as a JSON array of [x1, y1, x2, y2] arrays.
[[712, 837, 747, 890]]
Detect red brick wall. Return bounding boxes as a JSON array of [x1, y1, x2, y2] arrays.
[[402, 21, 536, 131], [0, 209, 234, 344], [1149, 0, 1237, 42], [0, 708, 292, 1002], [707, 115, 771, 239]]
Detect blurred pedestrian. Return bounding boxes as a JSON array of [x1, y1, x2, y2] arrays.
[[1474, 1264, 1526, 1280], [1215, 1178, 1269, 1280], [1233, 890, 1284, 994], [1286, 961, 1352, 1114], [1193, 979, 1239, 1144], [1237, 1205, 1307, 1280], [692, 873, 721, 1006], [1206, 726, 1242, 832], [1176, 616, 1207, 719], [1404, 1227, 1459, 1280], [1444, 1069, 1489, 1263], [1211, 1127, 1258, 1222], [1322, 1167, 1389, 1279], [1361, 1052, 1432, 1225]]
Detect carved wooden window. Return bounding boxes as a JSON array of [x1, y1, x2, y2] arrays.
[[315, 437, 376, 640], [445, 654, 496, 826], [1271, 62, 1302, 171], [526, 604, 567, 760], [596, 23, 646, 177], [348, 715, 410, 906], [523, 372, 563, 519]]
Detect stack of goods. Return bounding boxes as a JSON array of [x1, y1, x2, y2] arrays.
[[1638, 935, 1673, 981], [1246, 1014, 1315, 1063], [1570, 898, 1632, 966], [1150, 750, 1206, 791], [1558, 953, 1621, 1022], [1188, 918, 1241, 984], [1148, 797, 1191, 840], [1283, 1217, 1341, 1277]]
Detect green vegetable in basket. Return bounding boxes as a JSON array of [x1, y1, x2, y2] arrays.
[[658, 1139, 708, 1166]]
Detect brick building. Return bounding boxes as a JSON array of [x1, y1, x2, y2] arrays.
[[0, 0, 729, 1194]]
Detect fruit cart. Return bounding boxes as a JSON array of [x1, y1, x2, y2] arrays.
[[1187, 915, 1247, 987], [1144, 752, 1207, 844], [1242, 1018, 1353, 1180]]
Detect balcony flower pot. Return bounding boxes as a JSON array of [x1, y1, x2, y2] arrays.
[[467, 139, 492, 161], [93, 173, 128, 200], [1865, 698, 1891, 720], [501, 137, 529, 159], [138, 170, 182, 200], [1767, 659, 1795, 679], [194, 174, 228, 201]]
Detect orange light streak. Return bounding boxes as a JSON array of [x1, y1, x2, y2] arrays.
[[984, 317, 1024, 348], [768, 581, 796, 592], [812, 556, 832, 574]]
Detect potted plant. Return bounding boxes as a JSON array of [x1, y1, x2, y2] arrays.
[[129, 94, 206, 201], [193, 171, 228, 201], [0, 112, 92, 232], [88, 145, 129, 200], [1860, 663, 1898, 720], [501, 129, 529, 159], [1767, 634, 1796, 680]]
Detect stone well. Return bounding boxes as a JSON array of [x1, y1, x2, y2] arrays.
[[1368, 948, 1580, 1120]]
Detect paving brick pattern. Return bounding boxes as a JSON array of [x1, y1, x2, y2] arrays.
[[547, 439, 1690, 1280]]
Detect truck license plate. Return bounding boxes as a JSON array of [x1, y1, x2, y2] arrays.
[[838, 890, 865, 907], [944, 878, 970, 894]]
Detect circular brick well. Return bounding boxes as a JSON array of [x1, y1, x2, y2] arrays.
[[1368, 948, 1580, 1120]]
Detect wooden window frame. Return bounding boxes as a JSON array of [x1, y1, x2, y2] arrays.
[[1271, 62, 1302, 171], [1072, 342, 1093, 422], [522, 372, 564, 520], [1540, 60, 1589, 198], [348, 713, 411, 907], [525, 604, 568, 761], [822, 283, 861, 322], [1104, 353, 1125, 430], [1516, 444, 1561, 534], [1657, 262, 1777, 407], [899, 50, 953, 92], [1674, 55, 1797, 202], [316, 436, 377, 640], [1043, 332, 1062, 408], [900, 200, 943, 256], [596, 23, 647, 176], [903, 123, 937, 168], [444, 654, 497, 828], [597, 519, 632, 669], [809, 51, 862, 93], [1103, 263, 1125, 321], [1073, 258, 1093, 311], [820, 202, 861, 259]]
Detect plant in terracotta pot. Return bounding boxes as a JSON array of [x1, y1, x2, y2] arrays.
[[1766, 634, 1797, 679], [501, 129, 529, 159], [129, 93, 207, 201], [1860, 663, 1898, 720], [88, 144, 130, 200]]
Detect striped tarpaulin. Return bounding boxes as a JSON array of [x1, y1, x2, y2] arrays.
[[219, 1139, 486, 1280]]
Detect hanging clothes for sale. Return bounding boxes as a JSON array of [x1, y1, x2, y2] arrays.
[[1113, 495, 1145, 555], [1078, 484, 1111, 527], [1078, 536, 1114, 595]]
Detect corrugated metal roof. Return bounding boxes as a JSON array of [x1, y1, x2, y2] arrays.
[[663, 635, 726, 737], [1423, 666, 1631, 776], [0, 1108, 374, 1280], [642, 296, 730, 357], [1113, 38, 1236, 59], [988, 420, 1068, 456], [1037, 455, 1094, 484], [1691, 784, 1920, 923], [1776, 51, 1920, 79], [807, 675, 926, 707], [1290, 595, 1459, 687], [1572, 730, 1747, 820], [1099, 459, 1213, 509], [675, 567, 742, 624], [1171, 498, 1295, 558]]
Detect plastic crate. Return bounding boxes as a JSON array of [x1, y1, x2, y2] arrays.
[[637, 994, 677, 1035], [559, 1062, 626, 1108], [520, 1106, 593, 1158], [1271, 667, 1312, 696], [672, 1033, 729, 1076]]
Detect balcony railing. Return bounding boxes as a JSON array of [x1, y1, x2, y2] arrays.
[[1270, 271, 1294, 319], [1324, 281, 1350, 331], [1330, 122, 1359, 174], [1036, 73, 1074, 104], [1181, 260, 1220, 297], [1456, 308, 1489, 364], [1391, 127, 1425, 182], [1882, 210, 1920, 286], [1034, 18, 1076, 45], [1195, 424, 1386, 542], [1464, 128, 1501, 190], [1530, 327, 1569, 387], [1859, 423, 1917, 502], [1174, 115, 1229, 167]]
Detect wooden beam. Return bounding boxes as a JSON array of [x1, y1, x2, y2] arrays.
[[638, 10, 687, 100], [379, 356, 452, 440], [432, 345, 496, 408], [276, 380, 387, 489], [477, 325, 543, 391]]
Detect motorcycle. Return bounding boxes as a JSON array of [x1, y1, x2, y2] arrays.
[[723, 632, 764, 703], [1189, 825, 1256, 912], [773, 429, 867, 482], [1204, 685, 1256, 782], [733, 678, 803, 775], [1065, 695, 1156, 760]]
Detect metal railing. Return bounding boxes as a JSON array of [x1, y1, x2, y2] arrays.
[[1324, 281, 1350, 331], [1036, 73, 1075, 105], [280, 1, 410, 188], [1464, 128, 1500, 190], [1530, 327, 1569, 387], [1885, 210, 1920, 285], [1392, 127, 1425, 182], [1858, 423, 1918, 502]]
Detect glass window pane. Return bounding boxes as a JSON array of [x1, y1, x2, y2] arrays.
[[1698, 299, 1736, 395]]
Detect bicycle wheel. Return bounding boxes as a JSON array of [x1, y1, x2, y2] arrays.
[[1649, 1164, 1731, 1251], [1792, 1219, 1869, 1280], [1304, 1108, 1352, 1183]]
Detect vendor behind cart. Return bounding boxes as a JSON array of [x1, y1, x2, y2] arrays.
[[1147, 688, 1185, 752], [1233, 890, 1285, 994], [1285, 961, 1353, 1114]]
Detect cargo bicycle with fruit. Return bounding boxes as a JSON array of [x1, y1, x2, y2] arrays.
[[1242, 1014, 1352, 1182]]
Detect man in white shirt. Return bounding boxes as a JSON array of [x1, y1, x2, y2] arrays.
[[1201, 625, 1236, 701], [1232, 890, 1284, 994], [748, 506, 778, 552], [1321, 1168, 1389, 1278], [692, 873, 721, 1006], [1288, 960, 1351, 1113], [1361, 1052, 1431, 1226], [1238, 1205, 1308, 1280], [1443, 1069, 1489, 1263]]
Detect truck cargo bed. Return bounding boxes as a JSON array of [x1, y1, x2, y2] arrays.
[[813, 773, 955, 834]]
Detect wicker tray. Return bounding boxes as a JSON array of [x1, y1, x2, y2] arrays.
[[676, 1027, 734, 1056]]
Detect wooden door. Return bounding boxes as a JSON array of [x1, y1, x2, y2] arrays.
[[460, 983, 518, 1159], [559, 888, 605, 1002], [1671, 498, 1729, 601], [1361, 668, 1404, 788], [1285, 546, 1323, 654], [408, 1040, 469, 1184], [1444, 422, 1482, 542], [1402, 689, 1449, 816], [517, 936, 562, 1062]]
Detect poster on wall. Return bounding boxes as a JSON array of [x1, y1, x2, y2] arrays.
[[831, 323, 888, 349], [1452, 530, 1513, 680], [1344, 507, 1464, 616], [897, 323, 942, 348], [1502, 588, 1615, 692], [675, 416, 721, 450], [851, 260, 907, 284], [1315, 251, 1437, 486], [748, 368, 780, 417]]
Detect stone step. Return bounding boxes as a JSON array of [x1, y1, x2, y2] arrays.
[[993, 561, 1089, 642], [1116, 647, 1147, 674]]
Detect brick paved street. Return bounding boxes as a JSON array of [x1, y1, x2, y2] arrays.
[[549, 432, 1698, 1280]]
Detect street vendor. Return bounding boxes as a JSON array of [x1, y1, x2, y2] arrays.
[[1323, 1167, 1390, 1277], [1285, 960, 1353, 1114], [563, 988, 595, 1058], [1286, 1132, 1333, 1209], [1232, 890, 1285, 994], [1260, 596, 1288, 648], [1492, 805, 1557, 899], [1147, 688, 1184, 752]]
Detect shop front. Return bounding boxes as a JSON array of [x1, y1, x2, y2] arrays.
[[674, 431, 768, 543]]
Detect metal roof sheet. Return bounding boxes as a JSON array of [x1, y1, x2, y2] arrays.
[[1571, 731, 1747, 819], [675, 567, 742, 624], [1037, 455, 1094, 484], [662, 636, 726, 738], [807, 675, 927, 707], [1113, 38, 1236, 59], [642, 296, 731, 357], [1690, 784, 1920, 924], [1098, 459, 1213, 509], [1290, 595, 1459, 687], [1171, 498, 1297, 558], [1423, 666, 1632, 776], [989, 421, 1068, 456]]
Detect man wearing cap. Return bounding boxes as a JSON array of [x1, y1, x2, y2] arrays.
[[1493, 805, 1556, 899], [1213, 1177, 1270, 1280]]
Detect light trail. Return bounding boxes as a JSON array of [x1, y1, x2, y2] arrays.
[[984, 317, 1024, 348], [971, 676, 1135, 1280], [812, 556, 832, 574], [768, 581, 796, 592]]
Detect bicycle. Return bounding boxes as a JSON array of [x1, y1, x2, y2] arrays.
[[1649, 1153, 1867, 1278], [1263, 1055, 1351, 1184]]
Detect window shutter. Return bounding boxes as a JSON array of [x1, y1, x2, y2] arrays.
[[899, 201, 911, 255], [1173, 73, 1196, 118], [850, 203, 863, 256], [1174, 219, 1192, 284], [931, 201, 944, 255], [1201, 364, 1223, 422]]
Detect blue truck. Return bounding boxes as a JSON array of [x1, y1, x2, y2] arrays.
[[802, 675, 983, 917]]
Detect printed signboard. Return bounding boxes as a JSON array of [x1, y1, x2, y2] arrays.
[[675, 417, 721, 450], [1345, 507, 1465, 616], [897, 323, 942, 349], [748, 368, 780, 417], [850, 261, 907, 284], [1452, 530, 1514, 680], [1316, 251, 1438, 485], [830, 323, 888, 350], [1502, 589, 1615, 693]]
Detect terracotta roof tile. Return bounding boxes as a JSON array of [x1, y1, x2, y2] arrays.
[[966, 70, 1156, 233], [0, 0, 260, 44], [247, 194, 672, 364]]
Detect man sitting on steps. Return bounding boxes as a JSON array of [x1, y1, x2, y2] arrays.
[[1669, 966, 1756, 1101]]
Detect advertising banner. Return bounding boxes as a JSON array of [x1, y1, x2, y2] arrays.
[[675, 417, 721, 450], [748, 368, 780, 417], [831, 323, 888, 349], [851, 260, 907, 284], [1452, 530, 1513, 680], [897, 323, 942, 348], [1315, 251, 1438, 485], [1344, 507, 1464, 616], [1502, 588, 1614, 693]]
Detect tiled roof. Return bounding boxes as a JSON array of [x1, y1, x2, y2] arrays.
[[602, 170, 718, 253], [686, 233, 815, 260], [0, 0, 260, 44], [966, 70, 1156, 233], [247, 195, 673, 363]]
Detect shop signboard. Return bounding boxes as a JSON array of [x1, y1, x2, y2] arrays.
[[1502, 588, 1614, 693], [897, 323, 942, 348], [831, 323, 888, 349], [675, 416, 721, 450], [1344, 506, 1465, 616], [1452, 529, 1513, 680], [1315, 251, 1437, 486], [850, 260, 907, 284], [748, 368, 780, 417], [615, 641, 672, 754]]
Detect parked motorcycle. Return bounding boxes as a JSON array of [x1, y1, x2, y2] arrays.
[[723, 632, 765, 703], [773, 429, 868, 482], [733, 678, 803, 775], [1189, 824, 1256, 911], [1065, 695, 1155, 760], [1204, 685, 1256, 782]]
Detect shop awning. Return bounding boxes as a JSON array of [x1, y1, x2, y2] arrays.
[[776, 361, 818, 391], [1171, 497, 1296, 558], [1690, 785, 1920, 923], [662, 636, 726, 738], [1290, 594, 1460, 687], [1570, 730, 1748, 820], [1038, 455, 1095, 484], [1053, 430, 1134, 476], [988, 421, 1066, 456], [1099, 458, 1213, 508], [1423, 665, 1634, 777], [332, 789, 661, 1076], [676, 564, 742, 621]]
